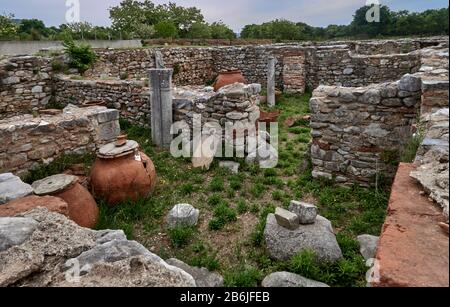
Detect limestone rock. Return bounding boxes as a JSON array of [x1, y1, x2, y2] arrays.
[[0, 208, 195, 287], [0, 173, 33, 205], [398, 74, 422, 92], [357, 235, 379, 261], [262, 272, 329, 288], [275, 207, 299, 230], [166, 258, 224, 287], [289, 201, 318, 225], [0, 217, 38, 252], [166, 204, 199, 229], [219, 161, 240, 174], [264, 214, 343, 262]]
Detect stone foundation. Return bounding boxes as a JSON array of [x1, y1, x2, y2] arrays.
[[0, 105, 120, 176], [309, 74, 422, 186]]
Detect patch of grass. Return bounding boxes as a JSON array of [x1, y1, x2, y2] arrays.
[[23, 153, 95, 184], [180, 183, 195, 195], [208, 194, 224, 207], [208, 202, 238, 231], [187, 242, 220, 271], [209, 177, 225, 192], [168, 226, 195, 248], [251, 204, 275, 247], [250, 183, 265, 198], [229, 176, 243, 190], [297, 134, 311, 144], [400, 133, 423, 163], [236, 199, 249, 214], [223, 265, 263, 287], [272, 190, 284, 201]]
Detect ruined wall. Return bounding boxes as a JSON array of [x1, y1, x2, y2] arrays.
[[0, 106, 120, 176], [0, 56, 54, 118], [309, 74, 422, 186], [305, 47, 422, 90], [86, 48, 216, 86], [53, 77, 150, 126]]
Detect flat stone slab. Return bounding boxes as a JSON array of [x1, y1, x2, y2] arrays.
[[32, 174, 77, 195], [98, 140, 139, 159], [264, 213, 342, 263], [373, 163, 449, 287], [0, 173, 33, 205], [262, 272, 329, 288], [275, 207, 299, 230]]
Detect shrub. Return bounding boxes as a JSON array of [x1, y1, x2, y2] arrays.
[[167, 226, 195, 248], [63, 37, 97, 74]]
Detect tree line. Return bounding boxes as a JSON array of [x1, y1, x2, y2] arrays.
[[0, 2, 448, 41], [241, 6, 449, 41]]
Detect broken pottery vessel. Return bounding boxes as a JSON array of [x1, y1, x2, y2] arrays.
[[90, 138, 157, 206]]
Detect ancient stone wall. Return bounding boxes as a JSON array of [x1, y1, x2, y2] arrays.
[[305, 47, 422, 90], [53, 76, 150, 125], [309, 74, 422, 186], [86, 47, 216, 86], [0, 106, 120, 176], [0, 56, 54, 118]]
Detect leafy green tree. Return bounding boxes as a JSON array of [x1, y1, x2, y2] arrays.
[[133, 23, 155, 39], [154, 21, 178, 38], [0, 14, 17, 39], [350, 5, 396, 37], [210, 22, 236, 39], [18, 19, 47, 37], [186, 22, 211, 39]]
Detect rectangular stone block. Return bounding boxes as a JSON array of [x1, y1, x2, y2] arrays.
[[275, 207, 299, 230]]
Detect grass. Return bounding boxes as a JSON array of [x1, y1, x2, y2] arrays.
[[24, 93, 390, 287]]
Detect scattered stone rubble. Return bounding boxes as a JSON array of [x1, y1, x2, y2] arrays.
[[265, 203, 342, 263], [0, 208, 196, 287]]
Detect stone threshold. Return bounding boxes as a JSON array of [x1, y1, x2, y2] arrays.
[[373, 163, 449, 287]]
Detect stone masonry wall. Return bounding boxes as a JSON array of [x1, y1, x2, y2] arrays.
[[53, 76, 150, 126], [305, 47, 422, 90], [85, 48, 216, 86], [310, 74, 422, 186], [0, 56, 54, 118], [0, 106, 120, 177]]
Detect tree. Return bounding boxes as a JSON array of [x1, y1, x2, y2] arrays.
[[154, 21, 178, 38], [350, 5, 396, 37], [186, 22, 211, 39], [210, 22, 236, 39], [109, 0, 150, 35], [18, 19, 47, 37], [134, 23, 155, 39], [0, 14, 17, 39]]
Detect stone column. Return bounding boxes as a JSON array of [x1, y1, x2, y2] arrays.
[[267, 56, 277, 107], [149, 68, 173, 148]]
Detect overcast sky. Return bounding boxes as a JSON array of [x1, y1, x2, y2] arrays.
[[1, 0, 448, 32]]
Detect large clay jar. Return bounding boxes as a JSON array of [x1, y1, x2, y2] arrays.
[[32, 174, 98, 228], [90, 139, 157, 206], [213, 70, 246, 91]]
